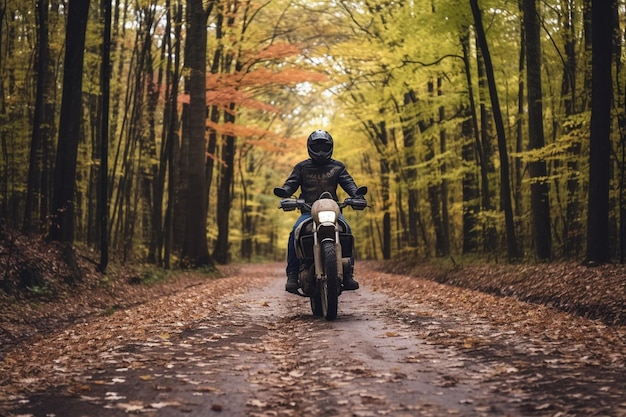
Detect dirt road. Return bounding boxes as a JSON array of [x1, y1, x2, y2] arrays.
[[2, 263, 625, 416]]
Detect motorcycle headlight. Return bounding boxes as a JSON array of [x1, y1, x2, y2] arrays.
[[317, 210, 336, 224]]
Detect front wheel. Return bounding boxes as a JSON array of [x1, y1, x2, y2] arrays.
[[321, 241, 339, 320], [310, 291, 323, 316]]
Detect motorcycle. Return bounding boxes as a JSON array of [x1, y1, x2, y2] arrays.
[[275, 186, 368, 320]]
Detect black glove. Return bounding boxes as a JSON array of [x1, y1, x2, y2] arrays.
[[274, 187, 291, 198], [348, 195, 367, 210]]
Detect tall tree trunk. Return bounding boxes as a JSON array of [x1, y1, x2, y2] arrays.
[[614, 1, 626, 262], [211, 4, 232, 264], [213, 110, 236, 264], [98, 0, 112, 272], [48, 0, 90, 243], [437, 77, 450, 256], [140, 3, 160, 264], [24, 0, 51, 234], [181, 0, 213, 268], [425, 80, 445, 257], [239, 148, 253, 260], [401, 90, 420, 251], [560, 0, 582, 258], [163, 2, 183, 269], [461, 105, 480, 253], [515, 15, 525, 221], [475, 31, 497, 254], [585, 0, 614, 264], [523, 0, 552, 260], [162, 1, 182, 269], [150, 0, 172, 266], [460, 30, 482, 254], [470, 0, 519, 261]]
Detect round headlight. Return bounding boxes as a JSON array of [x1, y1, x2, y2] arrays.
[[317, 210, 336, 223]]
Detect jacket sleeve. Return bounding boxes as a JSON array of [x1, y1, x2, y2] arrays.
[[281, 163, 302, 196], [337, 163, 359, 197]]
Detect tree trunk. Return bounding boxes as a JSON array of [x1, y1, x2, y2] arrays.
[[613, 1, 626, 262], [523, 0, 552, 260], [585, 0, 614, 264], [515, 15, 525, 221], [475, 31, 497, 254], [381, 156, 392, 260], [401, 90, 420, 250], [560, 0, 582, 258], [181, 0, 213, 268], [209, 4, 231, 264], [213, 113, 236, 264], [140, 4, 160, 265], [239, 150, 253, 261], [424, 81, 445, 257], [48, 0, 90, 243], [460, 30, 481, 254], [24, 0, 51, 234], [470, 0, 519, 261], [163, 4, 182, 270], [438, 77, 450, 256], [98, 0, 112, 272]]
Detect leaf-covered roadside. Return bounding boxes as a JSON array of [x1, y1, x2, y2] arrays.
[[0, 232, 223, 352], [2, 232, 625, 354], [358, 266, 626, 416], [370, 260, 626, 326], [1, 228, 625, 417]]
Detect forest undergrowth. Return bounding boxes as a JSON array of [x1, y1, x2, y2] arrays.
[[1, 231, 624, 356]]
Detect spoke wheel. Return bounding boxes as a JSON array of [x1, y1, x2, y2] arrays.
[[321, 241, 338, 320]]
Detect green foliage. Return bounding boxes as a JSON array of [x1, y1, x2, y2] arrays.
[[137, 265, 174, 285], [1, 0, 624, 265]]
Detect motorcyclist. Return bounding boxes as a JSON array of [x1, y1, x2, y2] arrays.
[[274, 129, 364, 293]]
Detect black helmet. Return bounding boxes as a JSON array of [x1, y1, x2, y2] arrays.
[[307, 130, 333, 164]]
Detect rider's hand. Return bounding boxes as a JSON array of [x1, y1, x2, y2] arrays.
[[274, 187, 291, 198], [348, 195, 367, 210]]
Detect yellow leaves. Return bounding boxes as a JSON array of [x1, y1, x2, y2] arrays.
[[116, 401, 145, 412], [115, 400, 184, 413], [462, 337, 476, 349]]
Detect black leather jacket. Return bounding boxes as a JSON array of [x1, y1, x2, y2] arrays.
[[280, 159, 359, 208]]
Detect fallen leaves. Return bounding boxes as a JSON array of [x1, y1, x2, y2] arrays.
[[2, 262, 626, 417]]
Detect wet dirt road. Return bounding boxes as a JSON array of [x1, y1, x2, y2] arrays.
[[2, 263, 625, 416]]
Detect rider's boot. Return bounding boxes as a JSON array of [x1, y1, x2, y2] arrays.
[[285, 272, 299, 293], [343, 275, 359, 290], [342, 266, 359, 290]]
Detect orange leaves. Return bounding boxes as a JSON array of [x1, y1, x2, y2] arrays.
[[240, 43, 304, 66], [177, 66, 328, 113]]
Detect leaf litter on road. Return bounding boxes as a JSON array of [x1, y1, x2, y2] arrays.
[[1, 262, 625, 416]]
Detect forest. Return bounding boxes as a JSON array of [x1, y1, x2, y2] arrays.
[[0, 0, 624, 278]]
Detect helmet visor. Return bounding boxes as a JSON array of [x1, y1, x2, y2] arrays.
[[310, 142, 332, 153]]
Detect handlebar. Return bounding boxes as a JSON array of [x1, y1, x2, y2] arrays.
[[278, 196, 368, 212]]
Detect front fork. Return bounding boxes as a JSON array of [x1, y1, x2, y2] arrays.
[[312, 226, 344, 284], [335, 230, 344, 281]]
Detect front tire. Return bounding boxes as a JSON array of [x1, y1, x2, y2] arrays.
[[321, 241, 339, 320], [310, 292, 323, 316]]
